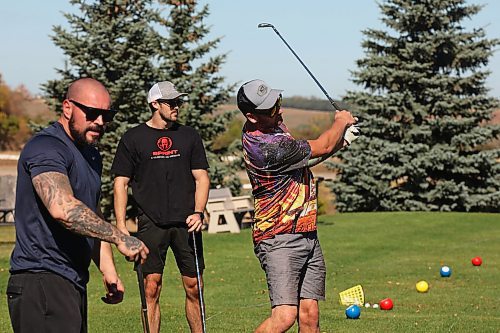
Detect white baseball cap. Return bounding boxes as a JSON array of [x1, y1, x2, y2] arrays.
[[147, 81, 187, 103]]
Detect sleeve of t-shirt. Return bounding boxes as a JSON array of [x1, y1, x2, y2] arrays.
[[111, 137, 136, 177], [22, 135, 72, 179], [264, 134, 311, 173], [190, 131, 209, 170]]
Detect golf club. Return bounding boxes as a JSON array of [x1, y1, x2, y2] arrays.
[[193, 232, 207, 333], [258, 22, 341, 110], [136, 262, 151, 333]]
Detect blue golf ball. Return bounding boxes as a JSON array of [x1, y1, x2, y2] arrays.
[[345, 305, 361, 319], [440, 265, 452, 277]]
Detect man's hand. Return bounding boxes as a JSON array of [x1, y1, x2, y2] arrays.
[[186, 213, 203, 233], [334, 110, 357, 128], [101, 275, 125, 304], [117, 235, 149, 263]]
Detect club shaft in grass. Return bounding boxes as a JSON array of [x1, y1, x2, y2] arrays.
[[193, 232, 207, 333], [136, 262, 151, 333], [258, 22, 341, 111]]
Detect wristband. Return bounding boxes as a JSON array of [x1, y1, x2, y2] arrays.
[[194, 211, 205, 220]]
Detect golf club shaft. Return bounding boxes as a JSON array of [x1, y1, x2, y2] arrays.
[[136, 262, 151, 333], [193, 232, 207, 333], [259, 23, 341, 110]]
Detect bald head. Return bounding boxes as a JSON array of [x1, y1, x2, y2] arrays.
[[66, 78, 111, 109]]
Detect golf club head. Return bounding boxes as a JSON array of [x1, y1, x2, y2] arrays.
[[258, 23, 274, 29]]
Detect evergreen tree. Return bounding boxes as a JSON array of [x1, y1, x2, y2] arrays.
[[43, 0, 238, 219], [329, 0, 500, 212], [156, 0, 240, 193], [42, 0, 169, 218]]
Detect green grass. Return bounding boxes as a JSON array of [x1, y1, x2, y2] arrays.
[[1, 212, 499, 332]]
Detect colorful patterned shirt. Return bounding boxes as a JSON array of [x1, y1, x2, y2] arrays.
[[242, 123, 318, 244]]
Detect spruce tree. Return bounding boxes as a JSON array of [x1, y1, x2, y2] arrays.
[[329, 0, 500, 212], [43, 0, 160, 218], [156, 0, 240, 192], [43, 0, 238, 219]]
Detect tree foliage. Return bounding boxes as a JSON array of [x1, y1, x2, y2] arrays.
[[329, 0, 500, 212], [156, 0, 240, 194], [43, 0, 237, 219]]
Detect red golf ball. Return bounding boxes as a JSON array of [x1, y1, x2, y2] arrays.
[[471, 256, 482, 266], [380, 298, 394, 310]]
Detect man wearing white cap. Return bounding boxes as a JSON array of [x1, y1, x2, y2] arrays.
[[237, 79, 357, 332], [112, 81, 210, 333]]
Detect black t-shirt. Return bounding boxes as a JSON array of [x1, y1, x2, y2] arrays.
[[111, 123, 209, 226], [10, 122, 101, 291]]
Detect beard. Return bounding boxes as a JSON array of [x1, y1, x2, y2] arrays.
[[69, 115, 105, 146]]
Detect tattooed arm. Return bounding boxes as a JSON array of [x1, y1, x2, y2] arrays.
[[32, 171, 148, 262]]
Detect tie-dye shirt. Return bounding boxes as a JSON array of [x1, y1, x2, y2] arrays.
[[242, 123, 318, 244]]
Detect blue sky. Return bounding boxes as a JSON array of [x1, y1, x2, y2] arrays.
[[1, 0, 499, 99]]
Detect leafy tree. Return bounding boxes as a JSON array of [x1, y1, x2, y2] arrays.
[[0, 112, 19, 150], [43, 0, 237, 218], [329, 0, 500, 212], [0, 75, 21, 149]]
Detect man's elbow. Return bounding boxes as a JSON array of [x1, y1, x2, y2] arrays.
[[310, 144, 335, 158]]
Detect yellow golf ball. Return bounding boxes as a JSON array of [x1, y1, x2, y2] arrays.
[[416, 280, 429, 293]]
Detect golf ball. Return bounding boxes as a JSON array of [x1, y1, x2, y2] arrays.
[[440, 266, 452, 277], [364, 303, 371, 308], [345, 305, 361, 319], [416, 280, 429, 293], [372, 303, 379, 309]]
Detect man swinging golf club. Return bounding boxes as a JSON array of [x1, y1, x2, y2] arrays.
[[238, 79, 357, 332]]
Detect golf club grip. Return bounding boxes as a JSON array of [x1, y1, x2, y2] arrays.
[[136, 262, 151, 333]]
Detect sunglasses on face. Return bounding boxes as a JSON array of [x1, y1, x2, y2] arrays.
[[254, 95, 282, 117], [69, 100, 117, 122], [158, 99, 184, 108]]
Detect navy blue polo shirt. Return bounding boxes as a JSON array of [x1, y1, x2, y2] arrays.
[[10, 122, 102, 291]]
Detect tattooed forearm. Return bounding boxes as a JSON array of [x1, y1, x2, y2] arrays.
[[32, 171, 122, 244], [66, 203, 119, 242]]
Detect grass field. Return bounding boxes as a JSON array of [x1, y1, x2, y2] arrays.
[[1, 212, 499, 332]]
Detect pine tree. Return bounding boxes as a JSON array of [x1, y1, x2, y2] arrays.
[[156, 0, 240, 192], [329, 0, 500, 212], [43, 0, 170, 218], [43, 0, 238, 219]]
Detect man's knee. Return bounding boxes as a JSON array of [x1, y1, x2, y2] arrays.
[[145, 273, 163, 300], [299, 299, 319, 328], [273, 305, 298, 330], [182, 275, 202, 300]]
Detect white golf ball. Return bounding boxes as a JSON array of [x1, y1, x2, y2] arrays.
[[364, 303, 371, 308], [372, 303, 379, 309]]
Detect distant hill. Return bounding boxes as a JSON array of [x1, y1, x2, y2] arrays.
[[227, 95, 347, 111]]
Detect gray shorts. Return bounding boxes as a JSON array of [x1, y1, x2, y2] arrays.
[[254, 232, 326, 307]]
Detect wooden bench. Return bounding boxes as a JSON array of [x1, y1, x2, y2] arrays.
[[205, 188, 254, 234]]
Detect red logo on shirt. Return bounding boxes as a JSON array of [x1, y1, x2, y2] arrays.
[[152, 136, 179, 159], [157, 137, 172, 151]]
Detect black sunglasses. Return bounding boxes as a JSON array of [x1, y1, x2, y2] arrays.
[[69, 100, 117, 122], [158, 99, 184, 108], [252, 94, 282, 117]]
